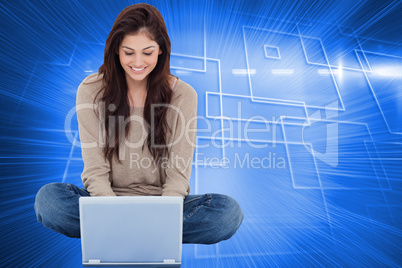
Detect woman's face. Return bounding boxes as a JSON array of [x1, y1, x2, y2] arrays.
[[119, 32, 162, 85]]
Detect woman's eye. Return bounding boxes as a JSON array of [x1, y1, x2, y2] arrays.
[[124, 52, 152, 56]]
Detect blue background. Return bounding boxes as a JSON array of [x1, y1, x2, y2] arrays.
[[1, 0, 401, 267]]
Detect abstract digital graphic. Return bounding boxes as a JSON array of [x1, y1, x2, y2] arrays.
[[1, 1, 401, 267]]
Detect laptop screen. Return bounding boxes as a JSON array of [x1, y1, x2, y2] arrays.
[[79, 196, 183, 266]]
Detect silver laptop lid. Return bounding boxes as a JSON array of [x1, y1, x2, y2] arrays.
[[79, 196, 183, 266]]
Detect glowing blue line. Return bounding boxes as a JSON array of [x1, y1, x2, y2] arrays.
[[62, 131, 78, 183]]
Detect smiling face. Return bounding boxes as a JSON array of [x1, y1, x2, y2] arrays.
[[118, 32, 162, 86]]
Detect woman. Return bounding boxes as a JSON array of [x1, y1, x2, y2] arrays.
[[34, 3, 243, 244]]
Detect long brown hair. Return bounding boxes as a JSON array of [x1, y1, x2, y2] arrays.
[[95, 3, 173, 164]]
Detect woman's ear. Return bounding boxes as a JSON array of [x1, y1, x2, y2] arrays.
[[158, 50, 162, 55]]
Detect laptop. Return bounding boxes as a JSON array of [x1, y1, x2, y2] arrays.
[[79, 196, 183, 267]]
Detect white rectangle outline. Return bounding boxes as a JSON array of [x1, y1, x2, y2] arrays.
[[242, 25, 346, 111], [354, 49, 402, 135], [280, 116, 391, 191]]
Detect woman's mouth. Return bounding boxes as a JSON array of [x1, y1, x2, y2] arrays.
[[129, 66, 146, 74]]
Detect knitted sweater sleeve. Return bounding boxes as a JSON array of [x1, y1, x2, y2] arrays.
[[161, 86, 198, 198], [76, 75, 116, 196]]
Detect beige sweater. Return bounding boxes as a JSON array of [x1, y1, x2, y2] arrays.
[[76, 73, 197, 198]]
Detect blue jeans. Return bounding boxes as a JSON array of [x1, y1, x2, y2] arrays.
[[34, 183, 243, 244]]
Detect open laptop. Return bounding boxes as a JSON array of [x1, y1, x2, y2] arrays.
[[79, 196, 183, 267]]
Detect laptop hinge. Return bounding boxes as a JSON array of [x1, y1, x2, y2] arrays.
[[88, 259, 101, 264], [163, 259, 176, 264]]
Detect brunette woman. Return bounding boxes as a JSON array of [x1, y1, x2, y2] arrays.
[[34, 3, 243, 244]]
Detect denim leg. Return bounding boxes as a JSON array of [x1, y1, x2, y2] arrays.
[[183, 193, 244, 244], [34, 182, 89, 238]]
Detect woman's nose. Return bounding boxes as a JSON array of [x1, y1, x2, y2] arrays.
[[133, 55, 143, 67]]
